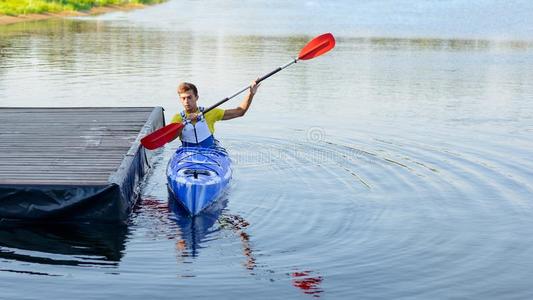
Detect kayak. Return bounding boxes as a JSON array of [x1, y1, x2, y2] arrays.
[[167, 146, 232, 216]]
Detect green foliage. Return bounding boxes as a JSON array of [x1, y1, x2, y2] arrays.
[[0, 0, 164, 16]]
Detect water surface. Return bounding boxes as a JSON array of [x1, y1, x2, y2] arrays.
[[1, 1, 533, 298]]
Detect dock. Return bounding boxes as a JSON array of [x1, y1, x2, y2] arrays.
[[0, 107, 164, 223]]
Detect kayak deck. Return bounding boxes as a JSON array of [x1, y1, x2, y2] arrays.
[[167, 146, 232, 216]]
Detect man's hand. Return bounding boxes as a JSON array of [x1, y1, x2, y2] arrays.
[[222, 78, 260, 121], [249, 79, 261, 96]]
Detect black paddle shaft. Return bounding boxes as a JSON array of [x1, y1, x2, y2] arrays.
[[203, 59, 298, 114]]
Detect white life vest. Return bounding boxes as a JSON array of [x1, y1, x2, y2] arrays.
[[180, 107, 213, 144]]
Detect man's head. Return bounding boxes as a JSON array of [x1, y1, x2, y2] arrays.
[[177, 82, 199, 113]]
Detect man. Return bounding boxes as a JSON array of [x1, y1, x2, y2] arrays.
[[171, 80, 260, 147]]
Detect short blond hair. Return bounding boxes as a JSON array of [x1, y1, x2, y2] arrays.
[[177, 82, 198, 97]]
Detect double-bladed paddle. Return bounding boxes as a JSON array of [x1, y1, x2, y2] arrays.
[[141, 33, 336, 150]]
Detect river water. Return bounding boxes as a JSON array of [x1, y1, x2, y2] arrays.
[[1, 0, 533, 299]]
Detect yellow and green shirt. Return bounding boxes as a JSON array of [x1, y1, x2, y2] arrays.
[[170, 108, 225, 134]]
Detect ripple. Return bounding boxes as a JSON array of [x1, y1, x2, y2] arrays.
[[0, 126, 531, 298], [218, 130, 533, 297]]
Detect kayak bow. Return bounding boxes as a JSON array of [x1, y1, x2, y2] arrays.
[[167, 146, 232, 216]]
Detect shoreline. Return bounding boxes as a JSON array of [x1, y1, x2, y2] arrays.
[[0, 3, 145, 26]]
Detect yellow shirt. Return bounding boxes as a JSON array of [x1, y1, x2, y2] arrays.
[[170, 108, 225, 134]]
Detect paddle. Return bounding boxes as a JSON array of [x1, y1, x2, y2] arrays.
[[141, 33, 336, 150]]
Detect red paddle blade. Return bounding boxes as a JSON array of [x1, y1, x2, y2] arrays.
[[141, 123, 184, 150], [298, 33, 336, 60]]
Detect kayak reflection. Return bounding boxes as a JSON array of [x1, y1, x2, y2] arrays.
[[169, 196, 324, 295], [169, 196, 256, 269], [0, 222, 127, 266], [169, 197, 224, 257]]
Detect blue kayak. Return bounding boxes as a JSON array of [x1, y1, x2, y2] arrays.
[[167, 146, 232, 216]]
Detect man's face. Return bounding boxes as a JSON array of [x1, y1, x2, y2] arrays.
[[179, 90, 198, 112]]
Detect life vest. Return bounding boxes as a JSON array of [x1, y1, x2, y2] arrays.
[[180, 107, 215, 148]]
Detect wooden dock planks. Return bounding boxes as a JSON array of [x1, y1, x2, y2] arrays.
[[0, 107, 164, 222]]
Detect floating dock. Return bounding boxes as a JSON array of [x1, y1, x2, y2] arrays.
[[0, 107, 164, 223]]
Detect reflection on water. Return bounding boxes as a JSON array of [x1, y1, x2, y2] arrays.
[[168, 195, 323, 296], [169, 197, 229, 258], [1, 20, 531, 156], [219, 214, 256, 271], [291, 271, 323, 297], [0, 222, 127, 273], [357, 36, 533, 50], [169, 197, 257, 270], [1, 0, 532, 298]]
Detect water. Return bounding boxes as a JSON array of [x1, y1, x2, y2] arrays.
[[1, 0, 533, 298]]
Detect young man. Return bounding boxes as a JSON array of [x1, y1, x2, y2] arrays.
[[171, 80, 260, 147]]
